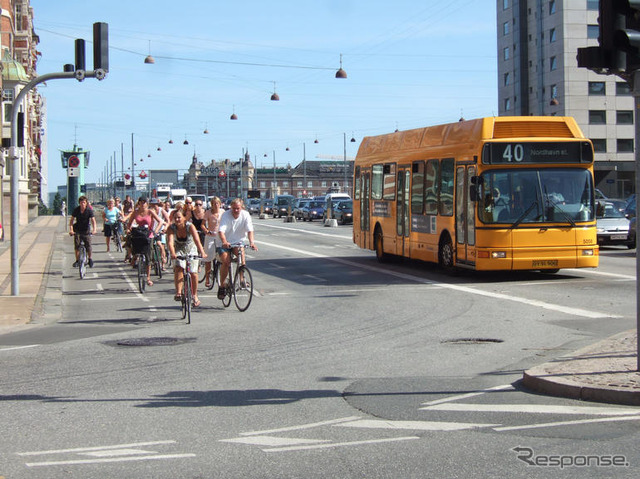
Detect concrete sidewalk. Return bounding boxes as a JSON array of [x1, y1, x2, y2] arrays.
[[0, 215, 66, 334], [0, 215, 639, 406]]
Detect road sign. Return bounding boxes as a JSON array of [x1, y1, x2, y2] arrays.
[[68, 167, 79, 177], [68, 155, 80, 168]]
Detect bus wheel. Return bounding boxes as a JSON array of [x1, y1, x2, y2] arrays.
[[439, 235, 454, 270], [374, 228, 388, 263], [539, 269, 559, 274]]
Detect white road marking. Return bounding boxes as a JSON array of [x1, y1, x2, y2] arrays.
[[334, 419, 499, 431], [96, 283, 104, 291], [240, 416, 361, 436], [494, 415, 640, 432], [421, 403, 640, 416], [221, 436, 330, 447], [303, 274, 327, 282], [25, 454, 196, 467], [421, 384, 514, 407], [255, 240, 618, 319], [0, 345, 40, 352], [258, 222, 353, 240], [262, 436, 420, 452], [80, 448, 155, 457], [17, 440, 177, 456], [565, 268, 635, 280]]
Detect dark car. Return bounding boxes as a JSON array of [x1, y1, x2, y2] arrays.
[[259, 199, 274, 216], [333, 200, 353, 225], [293, 199, 310, 220], [596, 200, 632, 247], [303, 200, 325, 221], [247, 198, 261, 215]]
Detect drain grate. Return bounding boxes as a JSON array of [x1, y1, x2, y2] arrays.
[[106, 337, 195, 347], [441, 338, 504, 345]]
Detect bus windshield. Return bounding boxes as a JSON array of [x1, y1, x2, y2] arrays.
[[479, 168, 594, 225]]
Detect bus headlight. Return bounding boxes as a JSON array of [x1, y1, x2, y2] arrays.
[[582, 249, 595, 256], [491, 251, 507, 259]]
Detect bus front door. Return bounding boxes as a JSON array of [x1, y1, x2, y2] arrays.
[[396, 168, 411, 257], [360, 171, 371, 250], [455, 165, 476, 265]]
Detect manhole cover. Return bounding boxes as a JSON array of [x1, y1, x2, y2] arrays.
[[106, 337, 195, 347], [441, 338, 504, 345]]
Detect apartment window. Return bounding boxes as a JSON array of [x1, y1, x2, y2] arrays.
[[550, 28, 556, 43], [503, 22, 509, 36], [587, 25, 599, 39], [504, 98, 511, 111], [503, 0, 509, 9], [587, 0, 599, 10], [549, 0, 556, 15], [550, 56, 557, 71], [503, 47, 510, 60], [259, 181, 266, 188], [617, 110, 634, 124], [283, 181, 289, 187], [617, 82, 632, 95], [307, 181, 313, 188], [504, 72, 510, 86], [2, 88, 14, 124], [588, 82, 606, 95], [589, 110, 607, 124], [617, 139, 634, 153], [551, 84, 558, 99], [591, 139, 607, 153]]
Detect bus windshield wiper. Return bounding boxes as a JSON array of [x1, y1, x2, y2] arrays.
[[510, 201, 538, 229]]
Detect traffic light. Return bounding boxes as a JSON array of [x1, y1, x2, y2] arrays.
[[578, 1, 640, 78]]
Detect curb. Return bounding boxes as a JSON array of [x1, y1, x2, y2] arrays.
[[522, 330, 640, 406]]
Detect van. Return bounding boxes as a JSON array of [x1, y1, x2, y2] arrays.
[[325, 193, 351, 219], [190, 194, 207, 207], [274, 194, 295, 217]]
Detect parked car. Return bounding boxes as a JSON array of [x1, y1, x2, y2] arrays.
[[293, 199, 310, 220], [259, 199, 274, 216], [303, 200, 325, 221], [596, 200, 632, 247], [333, 200, 353, 224]]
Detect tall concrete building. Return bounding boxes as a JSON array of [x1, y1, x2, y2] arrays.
[[497, 0, 634, 198]]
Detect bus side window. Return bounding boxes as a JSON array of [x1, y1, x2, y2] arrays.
[[411, 161, 425, 215], [439, 158, 455, 216], [425, 160, 439, 215]]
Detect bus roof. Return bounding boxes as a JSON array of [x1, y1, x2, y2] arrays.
[[356, 116, 587, 160]]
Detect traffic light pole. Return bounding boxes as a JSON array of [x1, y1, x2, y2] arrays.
[[634, 72, 640, 371]]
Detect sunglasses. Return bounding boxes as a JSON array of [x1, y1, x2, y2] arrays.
[[185, 201, 192, 205], [195, 202, 203, 206]]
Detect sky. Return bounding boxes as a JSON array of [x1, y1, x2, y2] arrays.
[[30, 0, 498, 195]]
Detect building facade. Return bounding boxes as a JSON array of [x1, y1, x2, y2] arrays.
[[0, 0, 43, 235], [497, 0, 634, 198]]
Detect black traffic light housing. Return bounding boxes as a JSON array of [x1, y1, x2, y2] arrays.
[[578, 0, 640, 81]]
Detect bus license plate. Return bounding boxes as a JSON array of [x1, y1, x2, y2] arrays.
[[532, 259, 558, 268], [611, 235, 627, 240]]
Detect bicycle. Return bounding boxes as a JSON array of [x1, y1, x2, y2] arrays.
[[175, 253, 201, 324], [77, 239, 88, 279], [203, 255, 222, 291], [220, 243, 254, 312], [111, 220, 123, 253], [150, 235, 163, 280], [130, 227, 151, 294]]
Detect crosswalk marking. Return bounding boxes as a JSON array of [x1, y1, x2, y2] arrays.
[[221, 436, 330, 447]]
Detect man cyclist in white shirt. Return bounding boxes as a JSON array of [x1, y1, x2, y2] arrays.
[[217, 198, 258, 299]]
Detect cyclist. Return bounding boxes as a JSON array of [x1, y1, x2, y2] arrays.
[[126, 196, 163, 287], [217, 198, 258, 300], [203, 196, 222, 288], [167, 208, 206, 307], [102, 198, 122, 252], [150, 198, 169, 269], [69, 195, 97, 267]]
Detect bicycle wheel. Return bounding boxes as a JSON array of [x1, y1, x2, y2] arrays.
[[153, 244, 162, 279], [78, 245, 87, 279], [205, 261, 218, 291], [114, 230, 123, 253], [221, 265, 232, 308], [183, 273, 191, 324], [137, 255, 146, 294], [233, 265, 253, 312]]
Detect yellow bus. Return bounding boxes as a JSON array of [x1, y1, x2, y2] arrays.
[[352, 116, 599, 272]]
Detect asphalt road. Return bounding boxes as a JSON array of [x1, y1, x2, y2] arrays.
[[0, 218, 637, 478]]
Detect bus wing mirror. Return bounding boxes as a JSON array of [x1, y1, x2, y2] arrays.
[[470, 185, 482, 202]]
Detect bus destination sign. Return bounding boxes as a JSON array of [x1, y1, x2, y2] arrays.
[[482, 142, 593, 165]]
